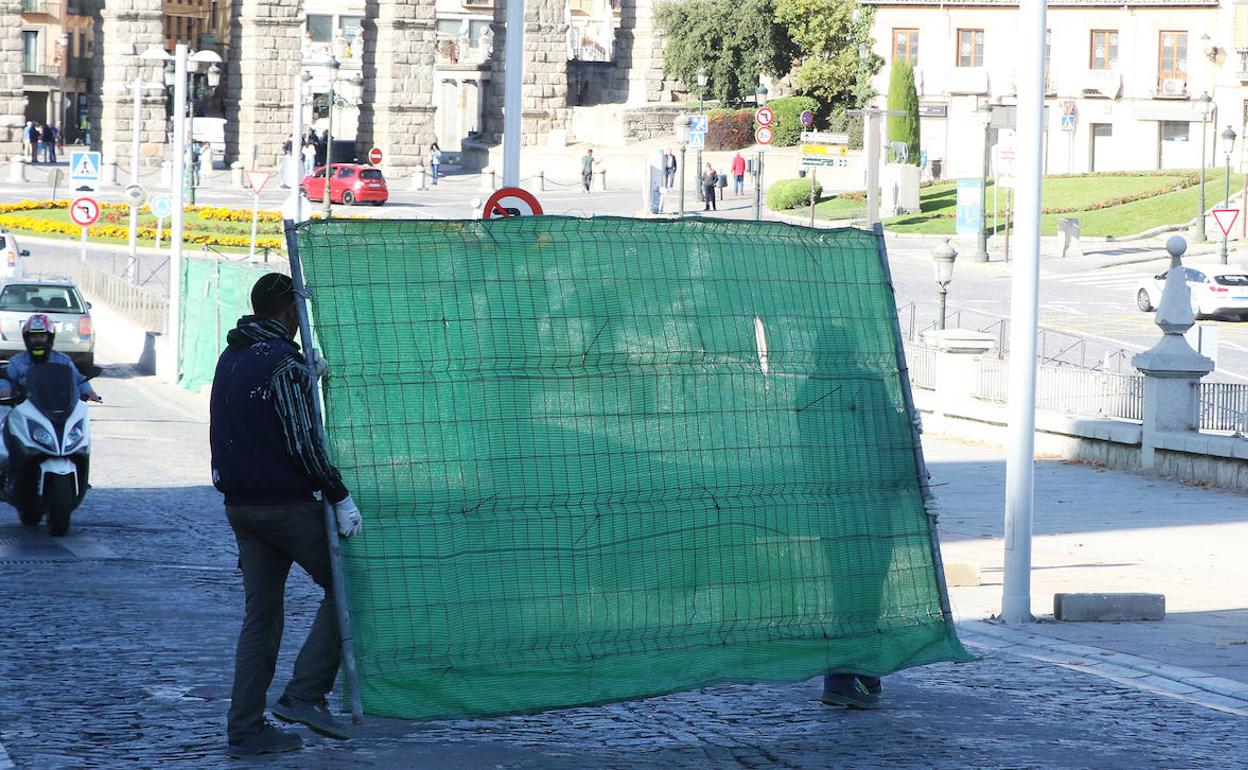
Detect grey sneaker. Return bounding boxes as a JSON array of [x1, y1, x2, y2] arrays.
[[227, 720, 303, 758], [820, 674, 883, 710], [272, 696, 351, 740]]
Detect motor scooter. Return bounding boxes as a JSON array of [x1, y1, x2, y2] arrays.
[[0, 361, 92, 536]]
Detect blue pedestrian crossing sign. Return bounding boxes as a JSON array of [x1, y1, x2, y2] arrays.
[[1060, 114, 1076, 133], [69, 150, 101, 191]]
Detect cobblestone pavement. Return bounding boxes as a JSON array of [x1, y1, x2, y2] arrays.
[[0, 357, 1244, 769]]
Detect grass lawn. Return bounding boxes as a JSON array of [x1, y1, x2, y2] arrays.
[[796, 170, 1238, 238]]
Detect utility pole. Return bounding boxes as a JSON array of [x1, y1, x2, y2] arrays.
[[503, 0, 525, 187]]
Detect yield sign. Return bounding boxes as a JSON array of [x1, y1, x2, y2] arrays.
[[1213, 208, 1240, 237], [246, 170, 271, 196]]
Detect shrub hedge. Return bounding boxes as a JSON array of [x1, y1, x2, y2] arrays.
[[766, 177, 823, 210], [767, 96, 819, 147], [707, 110, 754, 151]]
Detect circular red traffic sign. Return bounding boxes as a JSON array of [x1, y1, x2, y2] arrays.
[[755, 126, 774, 145], [483, 186, 544, 219], [755, 107, 774, 126], [367, 147, 383, 165], [69, 197, 100, 227]]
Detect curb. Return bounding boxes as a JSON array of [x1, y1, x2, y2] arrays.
[[959, 620, 1248, 717]]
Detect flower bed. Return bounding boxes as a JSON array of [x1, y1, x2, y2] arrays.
[[0, 200, 285, 250]]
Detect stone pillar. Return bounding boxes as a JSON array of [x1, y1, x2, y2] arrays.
[[620, 0, 674, 104], [93, 0, 166, 174], [0, 1, 24, 159], [227, 0, 302, 171], [357, 0, 437, 177], [1131, 236, 1215, 470], [485, 0, 570, 146], [919, 329, 997, 432]]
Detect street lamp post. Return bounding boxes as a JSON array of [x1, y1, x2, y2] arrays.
[[319, 57, 365, 218], [187, 62, 221, 206], [1195, 92, 1213, 243], [1221, 124, 1237, 264], [753, 82, 768, 222], [674, 115, 690, 217], [932, 240, 958, 330], [974, 102, 994, 263], [695, 68, 707, 203], [285, 70, 313, 224]]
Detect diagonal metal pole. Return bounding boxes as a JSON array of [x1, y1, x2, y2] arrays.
[[282, 219, 364, 725]]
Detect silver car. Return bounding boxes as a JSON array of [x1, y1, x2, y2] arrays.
[[0, 279, 95, 370]]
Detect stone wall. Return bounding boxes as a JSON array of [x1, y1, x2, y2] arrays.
[[621, 0, 676, 104], [567, 61, 629, 106], [93, 0, 166, 172], [226, 0, 301, 170], [622, 105, 684, 142], [357, 0, 437, 175], [0, 1, 23, 158], [485, 0, 570, 145]]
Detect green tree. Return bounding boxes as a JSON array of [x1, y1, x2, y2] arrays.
[[656, 0, 797, 107], [886, 61, 920, 165], [773, 0, 880, 110]]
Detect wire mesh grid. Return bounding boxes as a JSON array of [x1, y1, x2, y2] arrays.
[[294, 216, 969, 719]]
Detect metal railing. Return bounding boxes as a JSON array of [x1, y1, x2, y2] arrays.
[[21, 0, 57, 14], [976, 358, 1144, 421], [1200, 381, 1248, 434], [51, 259, 169, 334], [906, 343, 936, 390]]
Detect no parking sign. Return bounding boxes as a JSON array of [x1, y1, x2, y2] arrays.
[[483, 187, 544, 219]]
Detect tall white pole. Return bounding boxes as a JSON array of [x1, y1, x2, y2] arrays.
[[865, 112, 881, 226], [127, 77, 142, 282], [502, 0, 525, 187], [285, 72, 305, 223], [169, 44, 188, 383], [1001, 0, 1047, 624]]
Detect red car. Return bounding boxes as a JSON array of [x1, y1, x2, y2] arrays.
[[300, 164, 388, 206]]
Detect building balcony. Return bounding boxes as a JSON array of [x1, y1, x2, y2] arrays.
[[20, 0, 58, 16], [21, 62, 59, 77], [67, 0, 93, 14], [1081, 69, 1122, 99], [947, 67, 989, 95]]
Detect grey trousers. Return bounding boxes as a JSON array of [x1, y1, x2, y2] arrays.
[[226, 502, 340, 742]]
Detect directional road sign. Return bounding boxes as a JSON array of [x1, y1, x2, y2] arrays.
[[69, 197, 100, 227], [1213, 208, 1240, 237], [69, 150, 101, 191], [483, 187, 544, 219]]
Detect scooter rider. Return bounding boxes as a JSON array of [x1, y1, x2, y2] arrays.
[[0, 314, 100, 403]]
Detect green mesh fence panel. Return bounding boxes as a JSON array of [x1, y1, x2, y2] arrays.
[[181, 259, 280, 390], [294, 217, 970, 720]]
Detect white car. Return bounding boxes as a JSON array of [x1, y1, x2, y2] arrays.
[[0, 230, 29, 280], [1135, 263, 1248, 319]]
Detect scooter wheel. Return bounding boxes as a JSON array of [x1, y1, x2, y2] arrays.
[[18, 505, 41, 526], [44, 475, 75, 537]]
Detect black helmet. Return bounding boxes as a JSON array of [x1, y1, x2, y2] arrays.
[[22, 313, 54, 361]]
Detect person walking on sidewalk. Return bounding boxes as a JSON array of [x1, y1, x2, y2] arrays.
[[731, 152, 746, 197], [581, 148, 598, 192], [210, 273, 364, 758], [427, 141, 442, 185], [31, 122, 44, 164], [701, 163, 717, 211]]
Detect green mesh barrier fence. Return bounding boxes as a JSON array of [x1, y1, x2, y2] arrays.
[[294, 217, 970, 720], [181, 259, 280, 390]]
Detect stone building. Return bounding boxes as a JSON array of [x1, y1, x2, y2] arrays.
[[0, 0, 681, 177]]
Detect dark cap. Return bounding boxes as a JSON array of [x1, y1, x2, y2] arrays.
[[251, 273, 295, 318]]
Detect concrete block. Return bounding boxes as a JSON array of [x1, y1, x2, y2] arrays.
[[1054, 593, 1165, 622], [944, 562, 981, 587]]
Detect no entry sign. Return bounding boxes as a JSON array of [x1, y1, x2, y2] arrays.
[[69, 197, 100, 227], [483, 187, 544, 219], [368, 147, 383, 165]]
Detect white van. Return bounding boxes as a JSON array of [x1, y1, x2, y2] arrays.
[[192, 117, 227, 169]]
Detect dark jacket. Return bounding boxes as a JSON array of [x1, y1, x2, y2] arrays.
[[209, 316, 348, 507]]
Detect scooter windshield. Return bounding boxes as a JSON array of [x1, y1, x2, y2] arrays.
[[24, 363, 77, 430]]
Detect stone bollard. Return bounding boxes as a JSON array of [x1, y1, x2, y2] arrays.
[[480, 167, 496, 192], [598, 169, 607, 191], [1131, 236, 1214, 470], [919, 328, 997, 433], [411, 166, 426, 191], [536, 171, 545, 192], [101, 161, 117, 187], [160, 160, 172, 187], [230, 161, 244, 189], [8, 156, 25, 183]]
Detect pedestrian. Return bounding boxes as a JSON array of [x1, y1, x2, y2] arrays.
[[190, 141, 202, 187], [660, 149, 671, 189], [41, 123, 57, 164], [210, 273, 363, 758], [427, 141, 442, 185], [701, 163, 717, 211], [581, 148, 596, 193], [667, 149, 677, 189], [80, 114, 91, 146], [731, 152, 745, 197], [302, 140, 316, 177], [21, 121, 32, 161], [32, 122, 44, 164]]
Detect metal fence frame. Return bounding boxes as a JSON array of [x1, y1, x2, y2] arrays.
[[1200, 381, 1248, 434]]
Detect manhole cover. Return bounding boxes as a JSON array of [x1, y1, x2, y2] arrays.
[[0, 535, 76, 562]]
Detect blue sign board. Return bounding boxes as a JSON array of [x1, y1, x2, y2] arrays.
[[800, 110, 814, 128], [956, 178, 984, 238], [150, 194, 173, 219], [69, 150, 101, 190], [1060, 114, 1076, 133], [689, 115, 708, 134]]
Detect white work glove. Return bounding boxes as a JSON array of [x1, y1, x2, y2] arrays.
[[334, 495, 363, 539], [310, 348, 329, 379]]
